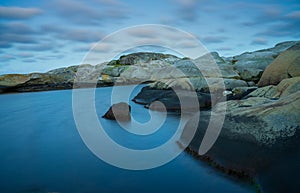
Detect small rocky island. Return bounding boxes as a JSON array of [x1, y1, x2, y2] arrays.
[[0, 41, 299, 193], [102, 102, 131, 121]]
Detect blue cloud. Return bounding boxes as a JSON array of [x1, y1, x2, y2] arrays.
[[0, 6, 42, 19], [47, 0, 130, 25], [251, 38, 268, 45]]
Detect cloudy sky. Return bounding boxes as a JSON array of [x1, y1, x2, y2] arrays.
[[0, 0, 299, 74]]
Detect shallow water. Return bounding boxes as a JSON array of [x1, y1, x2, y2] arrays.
[[0, 85, 255, 193]]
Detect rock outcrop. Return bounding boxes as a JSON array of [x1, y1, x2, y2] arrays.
[[132, 86, 212, 112], [247, 76, 300, 99], [179, 76, 300, 193], [0, 53, 178, 93], [231, 41, 299, 83], [1, 41, 298, 94], [258, 42, 300, 87], [102, 102, 131, 121]]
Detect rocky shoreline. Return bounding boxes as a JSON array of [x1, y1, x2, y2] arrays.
[[1, 41, 298, 94], [132, 41, 299, 193], [1, 41, 299, 192]]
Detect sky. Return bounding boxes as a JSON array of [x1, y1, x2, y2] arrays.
[[0, 0, 299, 74]]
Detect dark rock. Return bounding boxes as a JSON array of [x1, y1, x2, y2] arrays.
[[180, 94, 300, 192], [238, 68, 264, 82], [133, 86, 212, 112], [102, 102, 131, 121], [225, 87, 257, 100]]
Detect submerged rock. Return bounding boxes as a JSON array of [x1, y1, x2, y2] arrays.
[[102, 102, 131, 121]]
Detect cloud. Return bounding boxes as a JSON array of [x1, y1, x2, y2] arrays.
[[236, 4, 283, 26], [36, 54, 64, 60], [49, 0, 129, 25], [91, 42, 112, 52], [0, 22, 38, 47], [256, 20, 300, 38], [217, 47, 232, 51], [0, 34, 37, 44], [251, 38, 268, 45], [74, 42, 112, 53], [175, 0, 199, 22], [91, 0, 123, 6], [40, 25, 105, 43], [59, 29, 104, 43], [0, 54, 15, 62], [17, 44, 55, 51], [0, 52, 34, 63], [18, 52, 34, 58], [22, 59, 37, 63], [0, 6, 42, 19], [73, 46, 90, 53], [201, 36, 228, 44], [233, 4, 300, 38], [285, 10, 300, 19], [126, 28, 158, 38], [51, 0, 98, 24], [40, 25, 65, 34], [0, 41, 12, 48], [0, 22, 37, 34], [176, 41, 199, 49]]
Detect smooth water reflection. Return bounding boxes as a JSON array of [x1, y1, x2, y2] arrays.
[[0, 86, 255, 193]]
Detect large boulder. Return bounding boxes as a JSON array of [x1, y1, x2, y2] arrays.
[[150, 77, 247, 92], [151, 58, 240, 81], [232, 41, 299, 83], [215, 91, 299, 145], [180, 91, 300, 192], [258, 43, 300, 87], [132, 86, 212, 112], [238, 68, 263, 82], [102, 102, 131, 121]]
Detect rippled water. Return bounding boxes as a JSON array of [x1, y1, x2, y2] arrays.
[[0, 85, 255, 193]]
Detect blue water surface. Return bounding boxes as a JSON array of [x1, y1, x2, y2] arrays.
[[0, 85, 255, 193]]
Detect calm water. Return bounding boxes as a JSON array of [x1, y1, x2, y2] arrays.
[[0, 85, 255, 193]]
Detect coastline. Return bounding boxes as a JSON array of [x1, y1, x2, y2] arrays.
[[1, 41, 299, 193]]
